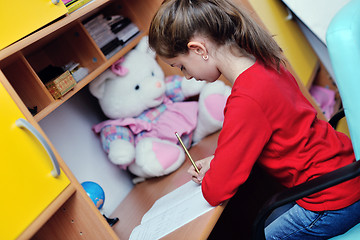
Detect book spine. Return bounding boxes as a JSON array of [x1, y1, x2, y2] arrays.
[[65, 0, 79, 7], [61, 0, 75, 5], [100, 38, 122, 56], [116, 23, 140, 43], [67, 0, 92, 13]]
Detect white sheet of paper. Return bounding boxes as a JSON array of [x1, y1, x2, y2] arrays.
[[129, 181, 214, 240]]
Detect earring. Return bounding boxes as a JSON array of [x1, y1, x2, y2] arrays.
[[202, 55, 209, 61]]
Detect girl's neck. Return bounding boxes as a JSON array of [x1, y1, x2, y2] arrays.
[[213, 45, 256, 85]]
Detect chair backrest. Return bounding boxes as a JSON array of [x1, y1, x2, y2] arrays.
[[326, 0, 360, 160]]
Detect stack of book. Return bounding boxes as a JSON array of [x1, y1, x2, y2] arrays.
[[83, 14, 140, 58], [61, 0, 93, 14], [62, 61, 89, 82]]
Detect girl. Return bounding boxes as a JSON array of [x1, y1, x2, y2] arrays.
[[148, 0, 360, 239]]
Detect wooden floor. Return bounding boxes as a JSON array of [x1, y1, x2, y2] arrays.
[[208, 164, 285, 240]]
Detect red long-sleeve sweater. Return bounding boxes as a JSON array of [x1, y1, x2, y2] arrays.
[[202, 61, 360, 211]]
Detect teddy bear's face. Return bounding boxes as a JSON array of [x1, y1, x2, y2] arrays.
[[96, 49, 166, 119]]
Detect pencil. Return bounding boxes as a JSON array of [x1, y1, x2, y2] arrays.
[[175, 132, 200, 174]]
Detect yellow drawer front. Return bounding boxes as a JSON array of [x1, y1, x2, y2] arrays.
[[0, 0, 68, 50], [0, 82, 70, 239], [249, 0, 318, 88], [337, 117, 350, 139]]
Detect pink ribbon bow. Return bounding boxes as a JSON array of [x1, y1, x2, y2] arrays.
[[111, 57, 129, 76]]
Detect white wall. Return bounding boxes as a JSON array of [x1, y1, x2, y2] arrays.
[[39, 87, 134, 215], [283, 0, 351, 82], [296, 18, 335, 80]]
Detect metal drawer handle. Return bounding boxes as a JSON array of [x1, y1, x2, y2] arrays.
[[51, 0, 60, 5], [16, 118, 60, 177]]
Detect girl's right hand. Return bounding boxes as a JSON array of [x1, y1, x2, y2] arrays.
[[187, 155, 214, 184]]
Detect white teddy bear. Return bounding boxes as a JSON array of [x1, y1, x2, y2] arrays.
[[90, 36, 231, 182]]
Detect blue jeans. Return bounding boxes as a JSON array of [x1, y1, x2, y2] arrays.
[[265, 199, 360, 239]]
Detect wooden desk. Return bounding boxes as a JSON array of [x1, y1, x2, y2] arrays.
[[111, 132, 227, 239]]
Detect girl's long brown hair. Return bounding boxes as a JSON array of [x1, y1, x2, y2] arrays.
[[149, 0, 285, 69]]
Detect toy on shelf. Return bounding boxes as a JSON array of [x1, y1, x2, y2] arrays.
[[81, 181, 119, 226], [90, 36, 231, 182], [38, 65, 77, 100], [81, 181, 105, 209]]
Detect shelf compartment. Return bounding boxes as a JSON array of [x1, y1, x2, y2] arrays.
[[1, 54, 54, 115], [25, 23, 106, 77], [33, 31, 147, 122]]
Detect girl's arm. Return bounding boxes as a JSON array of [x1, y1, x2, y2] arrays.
[[201, 96, 272, 206]]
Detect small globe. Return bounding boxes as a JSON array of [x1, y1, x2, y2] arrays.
[[81, 181, 105, 209]]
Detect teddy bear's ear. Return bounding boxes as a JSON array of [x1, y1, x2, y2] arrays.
[[89, 71, 113, 99], [135, 35, 156, 59]]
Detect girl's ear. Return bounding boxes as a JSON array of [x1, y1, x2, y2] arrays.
[[187, 41, 207, 56]]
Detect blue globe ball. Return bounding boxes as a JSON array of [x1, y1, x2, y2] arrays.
[[81, 181, 105, 209]]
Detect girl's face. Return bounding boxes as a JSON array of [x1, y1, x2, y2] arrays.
[[160, 47, 221, 82]]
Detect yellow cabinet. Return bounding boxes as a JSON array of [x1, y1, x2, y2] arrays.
[[0, 81, 70, 239], [248, 0, 318, 88], [0, 0, 68, 50]]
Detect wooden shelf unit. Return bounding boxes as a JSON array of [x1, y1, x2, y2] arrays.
[[0, 0, 157, 122], [0, 1, 164, 239]]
